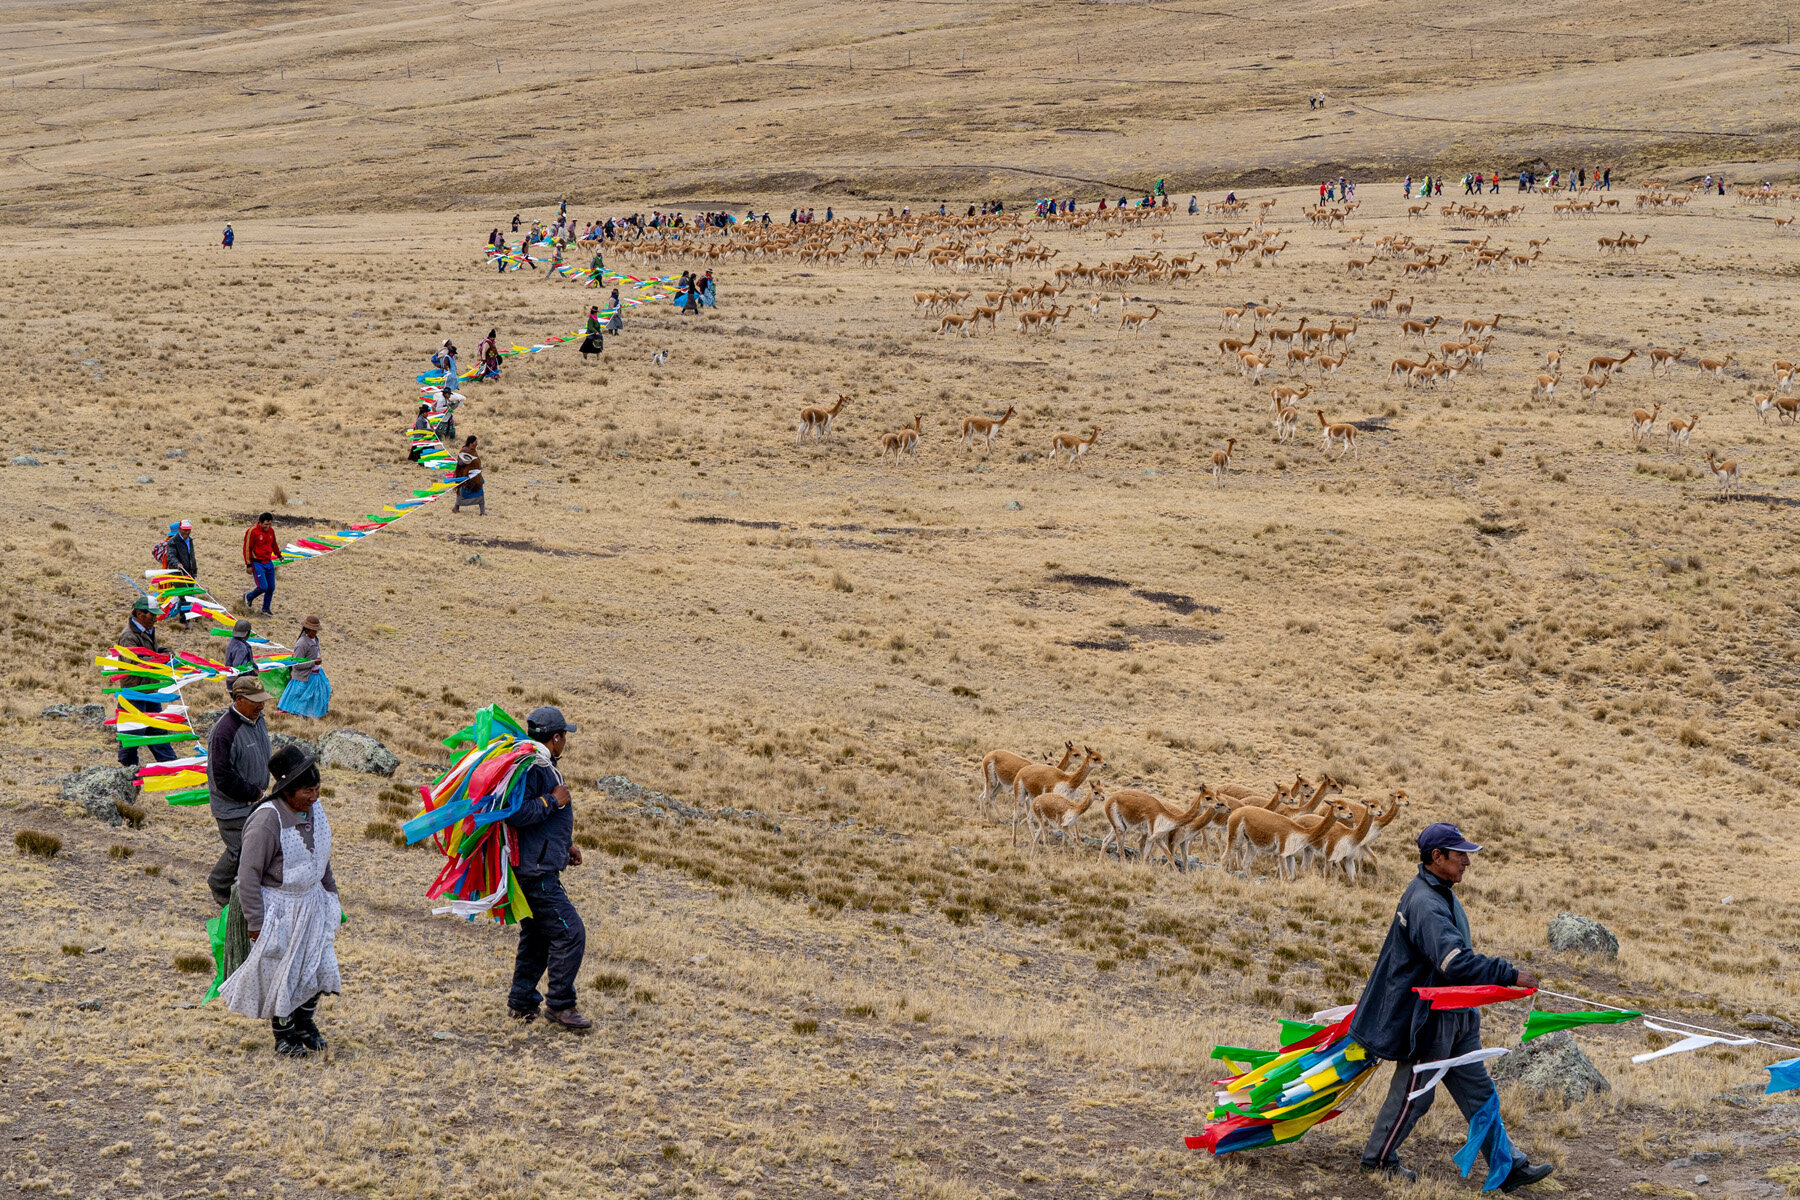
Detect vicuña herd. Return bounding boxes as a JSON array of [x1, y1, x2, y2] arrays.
[[978, 741, 1409, 883]]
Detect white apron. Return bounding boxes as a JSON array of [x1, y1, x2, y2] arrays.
[[219, 801, 341, 1019]]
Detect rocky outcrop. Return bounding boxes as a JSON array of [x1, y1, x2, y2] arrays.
[[1491, 1030, 1610, 1105], [1547, 913, 1618, 958], [320, 729, 399, 777], [58, 767, 136, 825]]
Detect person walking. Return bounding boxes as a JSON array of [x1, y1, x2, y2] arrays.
[[606, 288, 624, 334], [277, 615, 331, 718], [224, 618, 256, 673], [453, 436, 485, 516], [116, 597, 180, 773], [217, 744, 341, 1058], [206, 675, 274, 909], [165, 519, 199, 624], [579, 305, 604, 364], [222, 224, 235, 249], [1350, 824, 1554, 1191], [504, 707, 591, 1031], [242, 512, 279, 615]]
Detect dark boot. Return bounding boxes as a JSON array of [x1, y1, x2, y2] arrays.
[[1500, 1160, 1554, 1193], [272, 1013, 310, 1057], [290, 994, 327, 1052]]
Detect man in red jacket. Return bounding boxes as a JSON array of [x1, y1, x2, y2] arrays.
[[242, 512, 279, 615]]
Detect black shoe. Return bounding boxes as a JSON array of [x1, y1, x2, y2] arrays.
[[1500, 1161, 1554, 1193], [1359, 1162, 1418, 1183], [508, 1005, 539, 1024], [292, 1009, 328, 1052], [273, 1022, 311, 1058]]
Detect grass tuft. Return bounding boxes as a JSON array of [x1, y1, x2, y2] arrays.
[[172, 954, 213, 974], [15, 830, 61, 858]]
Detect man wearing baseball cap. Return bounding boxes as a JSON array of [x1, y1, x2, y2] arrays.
[[1349, 824, 1553, 1191], [116, 597, 180, 773], [166, 520, 199, 624], [206, 675, 274, 909], [502, 706, 591, 1032]]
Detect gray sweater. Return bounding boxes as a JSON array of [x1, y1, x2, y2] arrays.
[[237, 799, 338, 932], [291, 632, 320, 681], [207, 705, 271, 821]]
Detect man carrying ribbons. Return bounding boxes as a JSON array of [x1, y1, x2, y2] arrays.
[[1350, 824, 1554, 1191], [503, 706, 591, 1033], [166, 519, 199, 625], [207, 675, 274, 910], [117, 597, 179, 774]]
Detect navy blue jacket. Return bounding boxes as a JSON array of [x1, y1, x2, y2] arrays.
[[504, 759, 571, 877], [1348, 866, 1518, 1061]]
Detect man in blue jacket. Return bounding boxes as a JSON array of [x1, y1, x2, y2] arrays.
[[504, 706, 591, 1032], [1350, 824, 1553, 1191]]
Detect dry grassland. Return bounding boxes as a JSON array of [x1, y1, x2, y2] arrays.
[[5, 3, 1800, 1200]]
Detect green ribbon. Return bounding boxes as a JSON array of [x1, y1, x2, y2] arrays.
[[1521, 1008, 1641, 1042]]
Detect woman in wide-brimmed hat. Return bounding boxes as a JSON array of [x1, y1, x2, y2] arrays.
[[217, 744, 341, 1057], [276, 615, 331, 718]]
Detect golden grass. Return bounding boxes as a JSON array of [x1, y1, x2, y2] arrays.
[[4, 6, 1800, 1194]]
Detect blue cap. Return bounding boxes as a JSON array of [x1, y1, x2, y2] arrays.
[[526, 705, 577, 737], [1417, 823, 1482, 854]]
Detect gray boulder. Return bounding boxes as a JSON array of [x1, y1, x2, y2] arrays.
[[59, 766, 136, 826], [1547, 913, 1618, 958], [1739, 1012, 1796, 1036], [41, 703, 106, 725], [1491, 1030, 1610, 1106], [320, 729, 399, 777], [269, 732, 319, 759], [10, 455, 42, 467]]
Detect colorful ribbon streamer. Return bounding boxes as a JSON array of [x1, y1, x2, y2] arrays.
[[1521, 1008, 1642, 1042], [1414, 985, 1538, 1010]]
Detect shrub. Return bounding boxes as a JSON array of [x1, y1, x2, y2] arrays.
[[792, 1018, 819, 1034], [172, 954, 213, 974], [115, 802, 147, 829], [108, 845, 135, 860], [15, 830, 61, 858]]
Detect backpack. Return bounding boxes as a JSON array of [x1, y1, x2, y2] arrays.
[[151, 538, 170, 566]]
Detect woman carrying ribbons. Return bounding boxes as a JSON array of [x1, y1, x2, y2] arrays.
[[277, 615, 331, 719], [217, 745, 341, 1058], [579, 305, 604, 364], [606, 288, 624, 335], [453, 436, 486, 516]]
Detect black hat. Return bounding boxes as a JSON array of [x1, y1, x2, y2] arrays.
[[266, 744, 320, 800]]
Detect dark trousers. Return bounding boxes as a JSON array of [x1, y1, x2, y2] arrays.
[[1362, 1011, 1498, 1170], [510, 872, 586, 1012], [118, 697, 179, 768], [245, 562, 276, 613], [209, 816, 246, 908]]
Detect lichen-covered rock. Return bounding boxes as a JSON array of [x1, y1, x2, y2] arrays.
[[320, 729, 399, 776], [1547, 913, 1619, 958], [59, 766, 136, 825], [1491, 1030, 1610, 1105], [596, 774, 710, 821], [269, 732, 319, 760], [41, 703, 106, 725]]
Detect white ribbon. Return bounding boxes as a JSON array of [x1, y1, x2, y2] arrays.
[[1409, 1047, 1511, 1099], [1631, 1019, 1758, 1064], [1312, 1003, 1357, 1024]]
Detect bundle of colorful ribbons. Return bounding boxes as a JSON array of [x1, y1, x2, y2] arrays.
[[400, 704, 551, 923], [95, 607, 298, 805], [1192, 984, 1800, 1187]]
